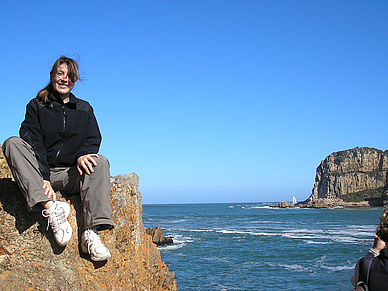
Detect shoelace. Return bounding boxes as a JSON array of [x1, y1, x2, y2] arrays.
[[84, 230, 102, 253], [42, 206, 67, 232]]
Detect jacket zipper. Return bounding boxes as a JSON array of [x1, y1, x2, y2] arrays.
[[55, 105, 67, 161]]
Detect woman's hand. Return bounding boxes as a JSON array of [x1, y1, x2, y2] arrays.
[[77, 154, 99, 175], [373, 235, 386, 252], [43, 180, 56, 202]]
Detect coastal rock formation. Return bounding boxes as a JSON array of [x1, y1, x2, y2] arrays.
[[270, 201, 294, 208], [301, 147, 388, 207], [146, 225, 173, 246], [0, 145, 177, 290], [298, 198, 369, 208]]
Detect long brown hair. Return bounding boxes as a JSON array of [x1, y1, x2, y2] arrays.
[[376, 209, 388, 243], [37, 56, 81, 107]]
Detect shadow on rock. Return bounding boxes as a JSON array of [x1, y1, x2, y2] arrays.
[[0, 178, 39, 233], [0, 178, 68, 254]]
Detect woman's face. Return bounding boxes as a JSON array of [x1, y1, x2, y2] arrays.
[[51, 63, 76, 100]]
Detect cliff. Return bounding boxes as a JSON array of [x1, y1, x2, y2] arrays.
[[0, 145, 177, 290], [301, 147, 388, 207]]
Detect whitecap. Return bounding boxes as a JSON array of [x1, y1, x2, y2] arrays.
[[169, 219, 189, 223], [279, 264, 309, 272], [203, 257, 231, 264], [171, 234, 195, 243], [320, 265, 354, 272], [158, 243, 184, 251], [245, 205, 271, 209], [218, 229, 251, 235], [250, 232, 281, 237], [266, 262, 309, 272], [306, 240, 331, 245]]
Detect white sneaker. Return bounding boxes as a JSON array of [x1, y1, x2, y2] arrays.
[[81, 228, 111, 261], [42, 201, 72, 246]]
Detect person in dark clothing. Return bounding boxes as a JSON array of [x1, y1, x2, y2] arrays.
[[351, 236, 385, 287], [3, 56, 114, 262], [351, 210, 388, 291]]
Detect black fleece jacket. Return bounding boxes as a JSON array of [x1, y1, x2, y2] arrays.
[[360, 248, 388, 291], [19, 92, 101, 180]]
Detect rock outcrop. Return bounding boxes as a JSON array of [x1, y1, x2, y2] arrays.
[[146, 225, 173, 246], [298, 198, 370, 208], [270, 201, 294, 208], [300, 147, 388, 208], [0, 145, 177, 290]]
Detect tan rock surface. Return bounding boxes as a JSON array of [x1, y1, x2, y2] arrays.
[[0, 145, 177, 290]]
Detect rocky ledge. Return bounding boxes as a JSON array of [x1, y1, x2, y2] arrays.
[[298, 198, 370, 208], [271, 198, 369, 208], [0, 145, 177, 290], [270, 201, 294, 208]]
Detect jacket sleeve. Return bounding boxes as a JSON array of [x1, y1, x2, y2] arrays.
[[351, 248, 379, 287], [74, 106, 102, 160], [351, 258, 360, 287], [19, 99, 51, 180]]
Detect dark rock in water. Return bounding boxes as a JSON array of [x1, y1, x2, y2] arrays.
[[146, 225, 173, 246]]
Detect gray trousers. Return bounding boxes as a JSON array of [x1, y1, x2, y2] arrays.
[[3, 137, 114, 230]]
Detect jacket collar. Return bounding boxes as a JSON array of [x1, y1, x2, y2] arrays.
[[380, 248, 388, 258], [50, 92, 79, 105]]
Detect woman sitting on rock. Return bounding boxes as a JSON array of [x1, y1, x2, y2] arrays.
[[3, 56, 114, 261]]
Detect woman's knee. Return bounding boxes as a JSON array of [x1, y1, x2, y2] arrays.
[[3, 136, 22, 148], [95, 155, 110, 170], [96, 155, 109, 163], [3, 137, 23, 155]]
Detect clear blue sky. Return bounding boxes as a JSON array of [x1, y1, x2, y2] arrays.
[[1, 1, 387, 204]]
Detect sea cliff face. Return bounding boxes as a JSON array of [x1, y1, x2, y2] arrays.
[[303, 147, 388, 207], [0, 145, 177, 290]]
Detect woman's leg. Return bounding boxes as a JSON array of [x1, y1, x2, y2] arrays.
[[52, 155, 114, 230], [3, 137, 49, 210], [3, 137, 72, 246], [52, 156, 114, 261], [80, 155, 114, 261], [79, 155, 114, 230]]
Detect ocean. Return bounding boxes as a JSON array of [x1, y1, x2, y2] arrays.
[[142, 203, 384, 291]]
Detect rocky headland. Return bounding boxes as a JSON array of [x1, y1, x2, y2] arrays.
[[273, 147, 388, 208], [0, 145, 177, 290]]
